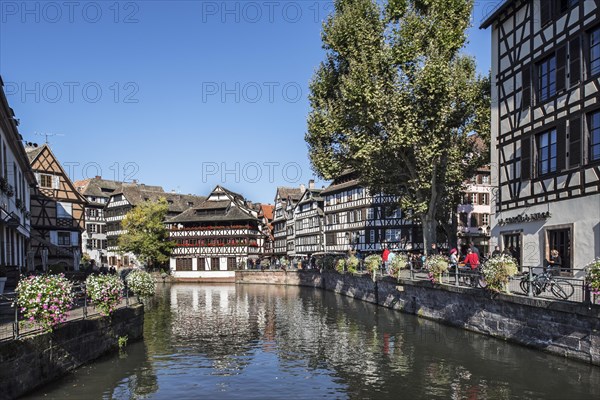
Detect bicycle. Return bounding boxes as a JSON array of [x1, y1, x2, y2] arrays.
[[519, 270, 574, 300], [453, 264, 486, 288]]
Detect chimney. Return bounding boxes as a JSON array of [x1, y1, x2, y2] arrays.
[[309, 179, 315, 189], [300, 183, 306, 193], [95, 175, 101, 180]]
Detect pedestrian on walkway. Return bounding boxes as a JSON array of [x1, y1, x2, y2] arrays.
[[463, 248, 480, 270]]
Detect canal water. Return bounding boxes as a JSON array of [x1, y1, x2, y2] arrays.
[[25, 284, 600, 399]]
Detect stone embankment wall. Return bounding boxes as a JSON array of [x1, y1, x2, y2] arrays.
[[236, 270, 600, 366], [0, 304, 144, 400]]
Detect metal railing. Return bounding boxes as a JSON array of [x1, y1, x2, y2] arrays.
[[0, 283, 139, 342], [295, 260, 596, 306]]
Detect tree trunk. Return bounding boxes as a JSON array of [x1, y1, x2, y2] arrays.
[[422, 213, 437, 256]]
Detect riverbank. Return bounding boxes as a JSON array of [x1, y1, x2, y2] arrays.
[[0, 304, 144, 400], [236, 270, 600, 366]]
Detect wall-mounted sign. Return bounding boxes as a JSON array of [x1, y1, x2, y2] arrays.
[[497, 212, 551, 226]]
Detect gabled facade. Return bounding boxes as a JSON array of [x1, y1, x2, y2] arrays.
[[258, 204, 274, 258], [26, 144, 87, 270], [322, 171, 422, 255], [457, 166, 493, 256], [105, 182, 204, 268], [74, 176, 122, 265], [166, 185, 265, 281], [0, 77, 36, 272], [292, 184, 325, 257], [482, 0, 600, 275], [272, 186, 303, 259]]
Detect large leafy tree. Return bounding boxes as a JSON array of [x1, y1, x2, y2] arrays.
[[306, 0, 490, 252], [118, 198, 175, 268]]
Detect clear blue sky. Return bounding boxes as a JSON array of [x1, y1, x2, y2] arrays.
[[0, 0, 496, 204]]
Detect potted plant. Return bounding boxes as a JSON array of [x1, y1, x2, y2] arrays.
[[482, 255, 518, 293], [424, 255, 449, 284], [0, 265, 7, 295]]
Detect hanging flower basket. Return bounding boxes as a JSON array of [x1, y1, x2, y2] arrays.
[[126, 270, 156, 298], [585, 258, 600, 303], [16, 274, 74, 332], [85, 274, 124, 316], [482, 255, 518, 293], [424, 255, 449, 284]]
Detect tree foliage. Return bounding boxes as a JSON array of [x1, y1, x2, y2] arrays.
[[306, 0, 490, 250], [118, 198, 175, 267]]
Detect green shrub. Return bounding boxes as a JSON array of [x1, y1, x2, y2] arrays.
[[48, 264, 66, 274]]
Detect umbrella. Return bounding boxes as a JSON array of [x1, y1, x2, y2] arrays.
[[41, 248, 48, 272]]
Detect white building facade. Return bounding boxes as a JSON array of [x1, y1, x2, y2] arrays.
[[482, 0, 600, 276]]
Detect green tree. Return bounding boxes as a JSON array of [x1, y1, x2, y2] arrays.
[[306, 0, 490, 252], [118, 198, 175, 268]]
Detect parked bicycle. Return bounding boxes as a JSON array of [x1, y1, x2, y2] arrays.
[[452, 264, 486, 288], [519, 270, 574, 300]]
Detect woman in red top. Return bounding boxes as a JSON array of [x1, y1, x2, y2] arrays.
[[463, 247, 480, 270]]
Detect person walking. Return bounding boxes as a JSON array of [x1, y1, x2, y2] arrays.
[[382, 247, 390, 273]]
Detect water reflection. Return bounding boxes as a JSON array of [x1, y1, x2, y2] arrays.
[[26, 284, 600, 399]]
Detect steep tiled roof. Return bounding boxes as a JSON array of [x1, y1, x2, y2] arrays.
[[276, 187, 303, 201], [74, 177, 122, 200], [167, 203, 256, 223], [260, 204, 274, 220], [113, 183, 205, 212], [321, 170, 362, 195], [25, 145, 44, 162]]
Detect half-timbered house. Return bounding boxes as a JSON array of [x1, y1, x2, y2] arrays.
[[292, 181, 325, 259], [322, 170, 422, 255], [105, 183, 204, 268], [74, 176, 122, 266], [26, 144, 87, 270], [166, 185, 265, 281], [0, 77, 36, 273], [482, 0, 600, 275], [258, 204, 274, 259], [457, 166, 493, 256], [272, 186, 303, 260]]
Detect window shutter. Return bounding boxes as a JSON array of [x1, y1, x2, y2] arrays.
[[556, 46, 567, 92], [49, 231, 58, 245], [540, 1, 552, 26], [71, 232, 79, 246], [569, 117, 582, 168], [569, 37, 581, 86], [522, 64, 531, 109], [52, 175, 60, 189], [34, 173, 41, 185], [521, 136, 532, 180], [557, 120, 567, 171]]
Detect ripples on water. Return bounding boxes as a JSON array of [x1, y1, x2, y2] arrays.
[[24, 284, 600, 399]]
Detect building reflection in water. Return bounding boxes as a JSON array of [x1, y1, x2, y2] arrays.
[[25, 283, 600, 399]]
